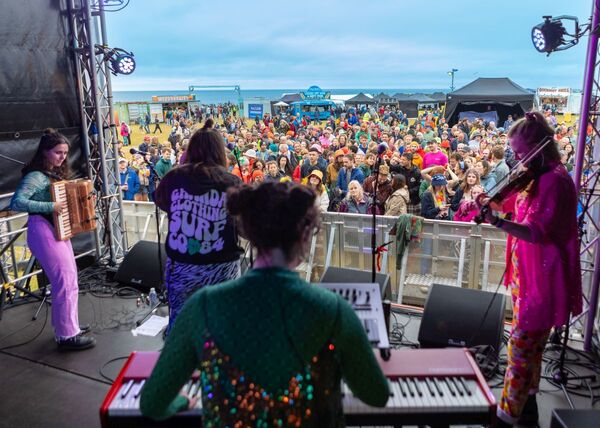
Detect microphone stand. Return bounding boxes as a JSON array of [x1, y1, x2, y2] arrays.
[[371, 155, 391, 361], [136, 157, 166, 327]]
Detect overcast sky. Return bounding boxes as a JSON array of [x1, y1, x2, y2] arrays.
[[106, 0, 591, 91]]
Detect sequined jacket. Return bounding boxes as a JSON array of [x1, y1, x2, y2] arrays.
[[140, 268, 389, 425]]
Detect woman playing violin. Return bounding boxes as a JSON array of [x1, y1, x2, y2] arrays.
[[480, 111, 582, 427]]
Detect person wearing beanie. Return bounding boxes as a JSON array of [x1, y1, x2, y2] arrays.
[[251, 169, 264, 184], [326, 149, 345, 190]]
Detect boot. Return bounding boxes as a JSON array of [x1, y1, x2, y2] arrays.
[[57, 334, 96, 351], [517, 394, 539, 425]]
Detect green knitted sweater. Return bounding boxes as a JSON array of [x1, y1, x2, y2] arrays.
[[140, 267, 389, 424]]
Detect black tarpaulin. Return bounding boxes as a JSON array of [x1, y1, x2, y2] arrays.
[[0, 0, 85, 196], [444, 78, 534, 125], [346, 92, 376, 104]]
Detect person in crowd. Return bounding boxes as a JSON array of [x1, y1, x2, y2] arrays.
[[155, 147, 173, 180], [326, 149, 345, 190], [119, 158, 140, 201], [453, 184, 485, 222], [491, 145, 510, 183], [120, 121, 131, 146], [480, 111, 582, 427], [153, 119, 243, 333], [384, 174, 410, 217], [338, 180, 377, 214], [363, 164, 392, 213], [395, 153, 422, 214], [10, 129, 95, 350], [450, 168, 481, 212], [277, 154, 294, 178], [301, 145, 328, 179], [336, 154, 365, 196], [231, 156, 252, 183], [132, 154, 151, 201], [152, 115, 162, 134], [421, 173, 450, 220], [306, 169, 329, 212], [422, 138, 448, 169], [140, 182, 389, 424], [251, 169, 264, 184], [475, 159, 497, 192], [264, 160, 283, 182]]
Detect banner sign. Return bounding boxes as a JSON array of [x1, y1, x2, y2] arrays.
[[248, 104, 263, 118], [537, 87, 570, 98], [151, 94, 196, 102]]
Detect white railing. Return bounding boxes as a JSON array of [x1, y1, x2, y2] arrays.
[[0, 198, 508, 304], [119, 201, 508, 304]]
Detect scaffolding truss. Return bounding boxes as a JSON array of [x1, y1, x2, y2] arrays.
[[65, 0, 126, 265]]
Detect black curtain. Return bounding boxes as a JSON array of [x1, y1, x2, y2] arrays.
[[0, 0, 85, 196]]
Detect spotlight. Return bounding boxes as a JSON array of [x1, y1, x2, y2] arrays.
[[531, 15, 583, 55], [111, 52, 136, 75], [95, 45, 136, 75]]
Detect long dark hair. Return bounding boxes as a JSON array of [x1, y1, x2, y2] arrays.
[[185, 119, 227, 177], [22, 128, 71, 179], [276, 154, 294, 176]]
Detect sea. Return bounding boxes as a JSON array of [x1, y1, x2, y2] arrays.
[[112, 88, 446, 104]]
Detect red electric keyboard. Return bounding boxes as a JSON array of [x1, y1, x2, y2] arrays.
[[100, 348, 496, 427]]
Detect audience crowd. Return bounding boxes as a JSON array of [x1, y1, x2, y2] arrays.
[[120, 104, 578, 222]]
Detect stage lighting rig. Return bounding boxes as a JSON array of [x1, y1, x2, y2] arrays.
[[531, 15, 587, 55], [95, 45, 136, 75]]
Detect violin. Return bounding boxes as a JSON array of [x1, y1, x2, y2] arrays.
[[474, 136, 554, 224]]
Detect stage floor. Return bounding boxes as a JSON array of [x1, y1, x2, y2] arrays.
[[0, 278, 596, 428]]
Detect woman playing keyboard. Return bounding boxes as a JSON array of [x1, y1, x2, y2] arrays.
[[141, 181, 389, 426]]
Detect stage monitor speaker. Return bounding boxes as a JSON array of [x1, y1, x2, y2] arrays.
[[320, 266, 391, 300], [551, 409, 600, 428], [115, 241, 167, 291], [418, 284, 506, 352]]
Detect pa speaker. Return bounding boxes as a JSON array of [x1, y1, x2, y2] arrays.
[[115, 241, 167, 291], [418, 284, 506, 352], [320, 266, 391, 300]]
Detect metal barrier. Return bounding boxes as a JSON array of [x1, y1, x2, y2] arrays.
[[119, 201, 509, 305]]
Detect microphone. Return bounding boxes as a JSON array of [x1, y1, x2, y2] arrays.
[[377, 143, 387, 158], [130, 148, 149, 156]]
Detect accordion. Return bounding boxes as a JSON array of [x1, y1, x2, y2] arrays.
[[50, 179, 96, 240]]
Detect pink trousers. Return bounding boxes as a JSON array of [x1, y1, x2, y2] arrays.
[[27, 215, 80, 340]]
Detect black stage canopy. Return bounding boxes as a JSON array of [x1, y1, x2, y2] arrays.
[[444, 78, 534, 125]]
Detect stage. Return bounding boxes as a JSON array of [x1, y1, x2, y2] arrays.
[[0, 267, 596, 428]]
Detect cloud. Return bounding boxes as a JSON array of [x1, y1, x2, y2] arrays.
[[108, 0, 589, 90]]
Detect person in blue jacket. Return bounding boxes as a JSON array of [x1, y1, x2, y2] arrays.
[[118, 158, 140, 201], [336, 153, 365, 196]]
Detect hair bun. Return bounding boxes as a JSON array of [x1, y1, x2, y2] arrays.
[[202, 118, 214, 130], [226, 184, 254, 215], [288, 185, 316, 213], [525, 112, 536, 121]]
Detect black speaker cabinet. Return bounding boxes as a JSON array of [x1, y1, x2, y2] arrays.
[[418, 284, 506, 352], [551, 409, 600, 428], [320, 266, 391, 300], [115, 241, 167, 291]]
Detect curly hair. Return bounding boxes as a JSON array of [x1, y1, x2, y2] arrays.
[[227, 182, 319, 261]]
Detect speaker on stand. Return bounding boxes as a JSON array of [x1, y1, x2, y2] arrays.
[[115, 241, 167, 292]]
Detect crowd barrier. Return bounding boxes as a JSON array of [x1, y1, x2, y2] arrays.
[[120, 201, 509, 305], [0, 195, 509, 306]]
